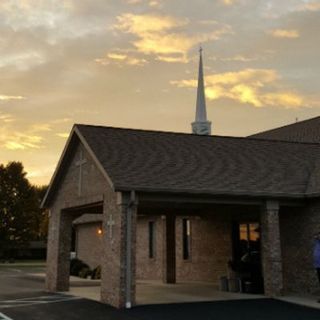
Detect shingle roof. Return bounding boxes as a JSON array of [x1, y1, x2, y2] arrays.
[[75, 124, 320, 198], [249, 116, 320, 143]]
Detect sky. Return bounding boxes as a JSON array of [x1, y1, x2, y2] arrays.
[[1, 0, 320, 185]]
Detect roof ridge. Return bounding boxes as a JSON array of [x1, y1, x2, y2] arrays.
[[249, 115, 320, 137], [75, 123, 320, 146]]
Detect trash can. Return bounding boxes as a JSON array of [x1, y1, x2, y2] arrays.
[[220, 276, 229, 291], [228, 278, 241, 292], [243, 281, 253, 293]]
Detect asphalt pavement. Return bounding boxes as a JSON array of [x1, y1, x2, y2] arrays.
[[1, 265, 320, 320]]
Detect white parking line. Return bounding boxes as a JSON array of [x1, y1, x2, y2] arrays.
[[0, 312, 13, 320], [0, 295, 82, 309]]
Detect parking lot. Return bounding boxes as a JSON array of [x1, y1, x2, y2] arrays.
[[1, 265, 320, 320]]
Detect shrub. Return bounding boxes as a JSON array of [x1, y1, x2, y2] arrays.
[[70, 258, 89, 276], [79, 267, 91, 279], [91, 265, 101, 280]]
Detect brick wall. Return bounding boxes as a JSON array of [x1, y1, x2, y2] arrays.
[[176, 215, 232, 284], [136, 213, 234, 284], [136, 215, 164, 280], [75, 222, 103, 269], [53, 142, 108, 206], [280, 202, 320, 294], [46, 141, 108, 292]]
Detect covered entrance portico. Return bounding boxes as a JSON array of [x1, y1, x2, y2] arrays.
[[135, 193, 287, 301], [46, 187, 289, 308]]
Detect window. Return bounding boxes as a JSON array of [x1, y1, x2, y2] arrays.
[[182, 218, 191, 260], [148, 221, 155, 258], [236, 222, 261, 261]]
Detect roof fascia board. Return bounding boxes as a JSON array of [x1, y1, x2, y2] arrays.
[[116, 186, 312, 200]]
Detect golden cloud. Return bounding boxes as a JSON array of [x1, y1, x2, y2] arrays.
[[0, 113, 15, 123], [297, 2, 320, 11], [4, 133, 43, 150], [0, 120, 53, 151], [113, 13, 232, 63], [149, 0, 162, 8], [95, 51, 147, 66], [30, 124, 52, 132], [270, 29, 300, 39], [107, 53, 128, 61], [26, 164, 56, 181], [115, 13, 186, 34], [171, 68, 305, 108], [221, 0, 237, 6], [0, 95, 25, 101], [56, 132, 69, 138], [126, 0, 143, 4]]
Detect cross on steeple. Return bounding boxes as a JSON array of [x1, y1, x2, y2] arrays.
[[75, 149, 87, 196], [191, 46, 212, 135]]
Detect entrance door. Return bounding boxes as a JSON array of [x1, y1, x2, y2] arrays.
[[232, 222, 264, 293]]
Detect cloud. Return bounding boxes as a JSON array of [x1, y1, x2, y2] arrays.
[[113, 13, 232, 63], [26, 164, 56, 181], [0, 51, 46, 70], [0, 95, 25, 101], [125, 0, 163, 7], [221, 0, 237, 6], [270, 29, 300, 39], [3, 133, 43, 150], [171, 68, 305, 108], [0, 0, 71, 30], [0, 121, 54, 151], [51, 118, 72, 124], [126, 0, 143, 4], [95, 51, 148, 66], [30, 124, 52, 132], [56, 132, 69, 138], [148, 0, 162, 8], [296, 2, 320, 12], [0, 113, 15, 123], [115, 13, 186, 34]]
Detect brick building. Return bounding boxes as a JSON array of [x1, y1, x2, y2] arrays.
[[42, 50, 320, 308]]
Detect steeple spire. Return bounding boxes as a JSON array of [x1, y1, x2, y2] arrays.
[[191, 47, 212, 135]]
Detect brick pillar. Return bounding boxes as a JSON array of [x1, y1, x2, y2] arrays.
[[261, 200, 283, 296], [163, 214, 176, 284], [46, 208, 73, 292], [100, 191, 137, 308]]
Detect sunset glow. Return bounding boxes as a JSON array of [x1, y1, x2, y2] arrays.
[[0, 0, 319, 185]]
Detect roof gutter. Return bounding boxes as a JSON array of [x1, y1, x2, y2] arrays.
[[115, 186, 320, 200]]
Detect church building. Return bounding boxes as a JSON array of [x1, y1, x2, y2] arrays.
[[42, 49, 320, 308]]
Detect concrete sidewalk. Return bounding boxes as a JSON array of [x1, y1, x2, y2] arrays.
[[26, 273, 101, 287], [70, 280, 265, 305], [25, 273, 320, 310]]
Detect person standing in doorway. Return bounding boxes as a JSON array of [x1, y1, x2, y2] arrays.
[[313, 232, 320, 302]]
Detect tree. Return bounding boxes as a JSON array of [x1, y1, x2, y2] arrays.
[[32, 185, 49, 241], [0, 162, 47, 258]]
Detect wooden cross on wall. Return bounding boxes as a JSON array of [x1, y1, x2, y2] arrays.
[[75, 149, 87, 196]]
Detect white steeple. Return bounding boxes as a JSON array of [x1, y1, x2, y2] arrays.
[[191, 47, 212, 135]]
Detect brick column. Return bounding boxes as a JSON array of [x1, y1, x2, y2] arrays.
[[163, 214, 176, 284], [46, 208, 73, 292], [100, 191, 137, 308], [260, 200, 283, 296]]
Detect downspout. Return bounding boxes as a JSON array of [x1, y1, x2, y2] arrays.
[[125, 190, 136, 309]]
